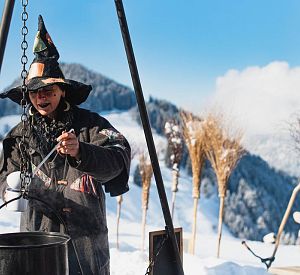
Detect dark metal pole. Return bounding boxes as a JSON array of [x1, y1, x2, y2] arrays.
[[0, 0, 15, 75], [113, 1, 184, 274]]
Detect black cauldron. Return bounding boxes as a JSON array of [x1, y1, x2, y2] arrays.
[[0, 231, 70, 275]]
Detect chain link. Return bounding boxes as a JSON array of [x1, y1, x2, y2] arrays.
[[19, 0, 31, 193], [145, 234, 168, 275]]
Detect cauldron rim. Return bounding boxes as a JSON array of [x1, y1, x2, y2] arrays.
[[0, 231, 70, 249]]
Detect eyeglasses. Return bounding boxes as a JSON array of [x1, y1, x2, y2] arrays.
[[29, 86, 56, 97]]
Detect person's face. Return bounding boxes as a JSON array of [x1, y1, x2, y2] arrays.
[[29, 84, 65, 118]]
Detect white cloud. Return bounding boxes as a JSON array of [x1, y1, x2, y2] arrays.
[[209, 61, 300, 136]]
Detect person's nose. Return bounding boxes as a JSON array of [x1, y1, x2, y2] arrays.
[[37, 91, 47, 99]]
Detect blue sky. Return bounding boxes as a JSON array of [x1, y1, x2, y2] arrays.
[[1, 0, 300, 115]]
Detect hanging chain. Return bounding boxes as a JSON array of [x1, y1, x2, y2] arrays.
[[19, 0, 31, 194], [145, 233, 168, 275]]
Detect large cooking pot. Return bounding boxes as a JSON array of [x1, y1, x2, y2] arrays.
[[0, 231, 70, 275]]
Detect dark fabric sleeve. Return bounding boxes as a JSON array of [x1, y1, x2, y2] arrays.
[[70, 142, 126, 182], [68, 110, 131, 197]]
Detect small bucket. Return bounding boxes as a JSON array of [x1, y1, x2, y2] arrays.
[[5, 171, 28, 212], [5, 187, 28, 211], [0, 231, 70, 275]]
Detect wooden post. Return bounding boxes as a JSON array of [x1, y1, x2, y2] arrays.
[[171, 169, 179, 219], [189, 172, 201, 255], [190, 197, 199, 254], [116, 195, 123, 250], [271, 183, 300, 259], [141, 182, 151, 250], [217, 196, 225, 258], [141, 206, 147, 251]]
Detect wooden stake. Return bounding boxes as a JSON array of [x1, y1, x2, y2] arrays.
[[171, 169, 179, 219], [217, 196, 225, 258], [171, 191, 176, 220], [271, 183, 300, 259], [116, 195, 123, 250], [190, 197, 199, 255], [141, 207, 147, 251]]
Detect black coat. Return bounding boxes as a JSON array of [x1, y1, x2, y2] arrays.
[[0, 107, 131, 274]]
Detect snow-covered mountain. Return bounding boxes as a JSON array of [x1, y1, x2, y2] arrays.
[[0, 111, 299, 275], [244, 132, 300, 178], [1, 63, 299, 177]]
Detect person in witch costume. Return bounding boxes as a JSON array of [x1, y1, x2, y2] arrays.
[[0, 15, 130, 275]]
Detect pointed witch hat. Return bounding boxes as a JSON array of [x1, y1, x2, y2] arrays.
[[0, 15, 92, 105]]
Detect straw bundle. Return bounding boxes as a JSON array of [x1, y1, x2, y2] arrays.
[[202, 113, 244, 257], [139, 152, 153, 251], [181, 111, 206, 255], [164, 120, 183, 219]]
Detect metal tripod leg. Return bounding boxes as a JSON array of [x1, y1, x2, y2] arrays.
[[113, 1, 184, 274], [0, 0, 15, 75]]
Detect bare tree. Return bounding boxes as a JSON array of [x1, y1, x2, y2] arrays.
[[139, 151, 153, 251], [202, 112, 244, 258], [181, 111, 206, 255], [164, 120, 184, 219]]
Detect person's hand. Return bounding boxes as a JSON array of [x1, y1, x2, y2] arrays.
[[57, 130, 81, 159]]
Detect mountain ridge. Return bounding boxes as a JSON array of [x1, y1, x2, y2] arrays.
[[0, 63, 136, 116]]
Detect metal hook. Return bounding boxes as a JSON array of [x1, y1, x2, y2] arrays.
[[242, 241, 275, 269]]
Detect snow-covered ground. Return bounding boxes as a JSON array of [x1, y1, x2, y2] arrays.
[[0, 111, 299, 275], [106, 164, 300, 275]]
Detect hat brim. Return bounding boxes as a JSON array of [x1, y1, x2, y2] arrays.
[[0, 77, 92, 105]]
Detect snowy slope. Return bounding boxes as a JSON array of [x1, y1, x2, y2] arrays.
[[244, 132, 300, 178], [0, 111, 299, 275]]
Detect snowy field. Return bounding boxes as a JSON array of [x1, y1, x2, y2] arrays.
[[0, 111, 299, 275]]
